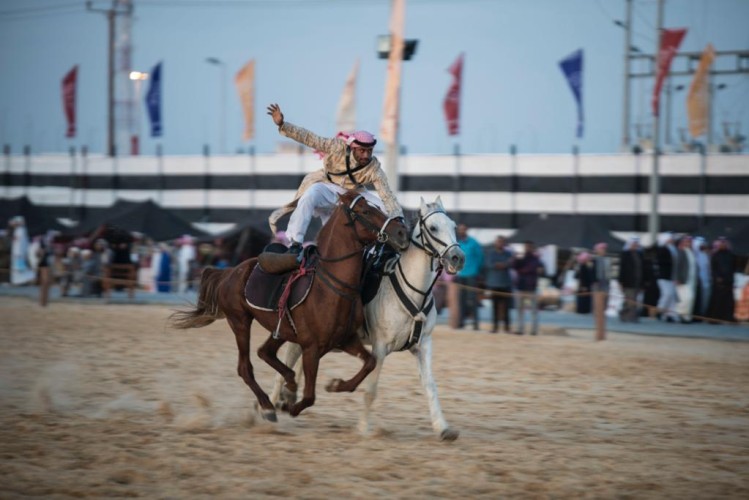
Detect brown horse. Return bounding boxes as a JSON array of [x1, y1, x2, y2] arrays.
[[171, 191, 409, 421]]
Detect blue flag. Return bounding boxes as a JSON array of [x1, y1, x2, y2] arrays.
[[146, 62, 162, 137], [559, 49, 583, 138]]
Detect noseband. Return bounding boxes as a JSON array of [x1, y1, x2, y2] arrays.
[[413, 209, 460, 267]]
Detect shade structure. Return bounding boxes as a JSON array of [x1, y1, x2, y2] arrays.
[[0, 196, 67, 236], [70, 199, 207, 242]]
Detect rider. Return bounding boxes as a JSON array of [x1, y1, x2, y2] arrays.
[[266, 103, 404, 254]]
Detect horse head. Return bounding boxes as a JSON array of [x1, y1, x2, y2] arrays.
[[338, 191, 410, 252], [415, 196, 465, 275]]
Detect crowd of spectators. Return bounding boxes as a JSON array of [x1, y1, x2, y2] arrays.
[[3, 216, 748, 328]]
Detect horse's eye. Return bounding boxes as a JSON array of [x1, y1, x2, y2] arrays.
[[430, 225, 438, 232], [362, 209, 370, 215]]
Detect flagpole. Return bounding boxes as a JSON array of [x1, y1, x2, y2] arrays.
[[649, 0, 664, 245]]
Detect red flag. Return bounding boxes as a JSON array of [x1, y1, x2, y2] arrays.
[[443, 53, 464, 136], [651, 28, 687, 117], [62, 65, 78, 138]]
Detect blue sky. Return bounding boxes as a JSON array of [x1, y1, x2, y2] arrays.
[[1, 0, 748, 156]]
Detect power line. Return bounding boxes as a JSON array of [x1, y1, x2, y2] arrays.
[[0, 2, 83, 16]]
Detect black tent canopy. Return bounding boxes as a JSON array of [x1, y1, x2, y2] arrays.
[[70, 199, 207, 242], [0, 196, 67, 236]]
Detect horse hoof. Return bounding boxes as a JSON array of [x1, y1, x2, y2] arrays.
[[254, 402, 278, 422], [325, 379, 342, 392], [440, 428, 459, 441]]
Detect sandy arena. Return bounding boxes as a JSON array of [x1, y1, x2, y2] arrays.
[[1, 296, 748, 498]]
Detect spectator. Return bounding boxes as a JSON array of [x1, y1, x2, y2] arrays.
[[655, 232, 680, 322], [177, 235, 197, 293], [591, 242, 612, 340], [618, 237, 644, 323], [675, 235, 697, 323], [9, 216, 35, 285], [513, 240, 544, 336], [153, 242, 173, 293], [707, 237, 736, 323], [455, 223, 484, 330], [574, 251, 594, 314], [485, 236, 514, 333], [61, 246, 83, 296], [692, 237, 711, 320]]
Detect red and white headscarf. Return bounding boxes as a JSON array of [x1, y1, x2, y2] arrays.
[[340, 130, 377, 149]]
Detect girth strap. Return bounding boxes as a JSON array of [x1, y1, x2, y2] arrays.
[[387, 272, 435, 351]]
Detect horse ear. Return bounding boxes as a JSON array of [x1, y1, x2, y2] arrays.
[[420, 196, 428, 213], [435, 195, 444, 209]]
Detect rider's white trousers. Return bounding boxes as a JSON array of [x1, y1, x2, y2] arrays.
[[286, 183, 385, 244]]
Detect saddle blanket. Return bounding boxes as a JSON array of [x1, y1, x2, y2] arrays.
[[245, 261, 315, 312]]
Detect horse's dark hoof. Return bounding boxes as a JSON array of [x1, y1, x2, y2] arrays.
[[440, 428, 459, 441], [254, 402, 278, 422]]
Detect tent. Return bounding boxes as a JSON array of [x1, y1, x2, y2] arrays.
[[69, 199, 207, 242], [0, 196, 67, 236], [205, 219, 273, 264], [508, 215, 624, 250]]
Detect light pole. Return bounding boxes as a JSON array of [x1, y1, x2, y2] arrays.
[[376, 35, 418, 192], [129, 71, 148, 155], [614, 0, 633, 151], [205, 57, 227, 155]]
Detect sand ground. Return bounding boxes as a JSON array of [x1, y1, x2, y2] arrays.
[[1, 297, 748, 498]]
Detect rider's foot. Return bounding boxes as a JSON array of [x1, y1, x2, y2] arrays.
[[287, 241, 303, 255]]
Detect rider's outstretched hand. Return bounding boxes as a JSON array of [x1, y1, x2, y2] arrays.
[[267, 103, 284, 126]]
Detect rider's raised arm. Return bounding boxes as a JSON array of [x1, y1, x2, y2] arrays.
[[279, 122, 339, 155], [369, 166, 404, 219]]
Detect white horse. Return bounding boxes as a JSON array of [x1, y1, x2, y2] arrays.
[[272, 196, 466, 441]]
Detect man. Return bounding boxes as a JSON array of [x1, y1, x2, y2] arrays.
[[655, 232, 680, 322], [708, 237, 736, 323], [591, 242, 611, 340], [693, 237, 711, 319], [618, 237, 643, 323], [674, 235, 697, 323], [513, 241, 544, 335], [266, 103, 403, 253], [485, 236, 514, 333], [455, 224, 484, 330]]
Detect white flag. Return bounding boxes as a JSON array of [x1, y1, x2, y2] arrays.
[[336, 59, 359, 133], [379, 0, 405, 144]]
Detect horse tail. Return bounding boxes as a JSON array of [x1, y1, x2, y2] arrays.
[[170, 267, 230, 330]]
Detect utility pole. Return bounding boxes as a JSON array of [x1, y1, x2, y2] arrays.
[[87, 1, 132, 157], [649, 0, 664, 244], [619, 0, 633, 151]]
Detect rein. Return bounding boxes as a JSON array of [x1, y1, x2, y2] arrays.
[[384, 209, 457, 351], [309, 195, 398, 335]]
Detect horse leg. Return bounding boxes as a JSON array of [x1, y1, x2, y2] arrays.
[[257, 336, 298, 401], [324, 335, 377, 394], [288, 345, 320, 417], [411, 334, 458, 441], [270, 343, 302, 412], [226, 314, 276, 422], [358, 343, 387, 436]]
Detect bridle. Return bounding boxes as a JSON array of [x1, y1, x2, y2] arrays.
[[316, 194, 402, 297], [411, 208, 461, 271], [342, 194, 402, 245]]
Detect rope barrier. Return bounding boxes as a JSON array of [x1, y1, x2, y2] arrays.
[[1, 265, 746, 324], [448, 280, 745, 326]]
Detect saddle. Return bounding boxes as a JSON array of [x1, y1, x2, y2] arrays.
[[245, 243, 318, 312]]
